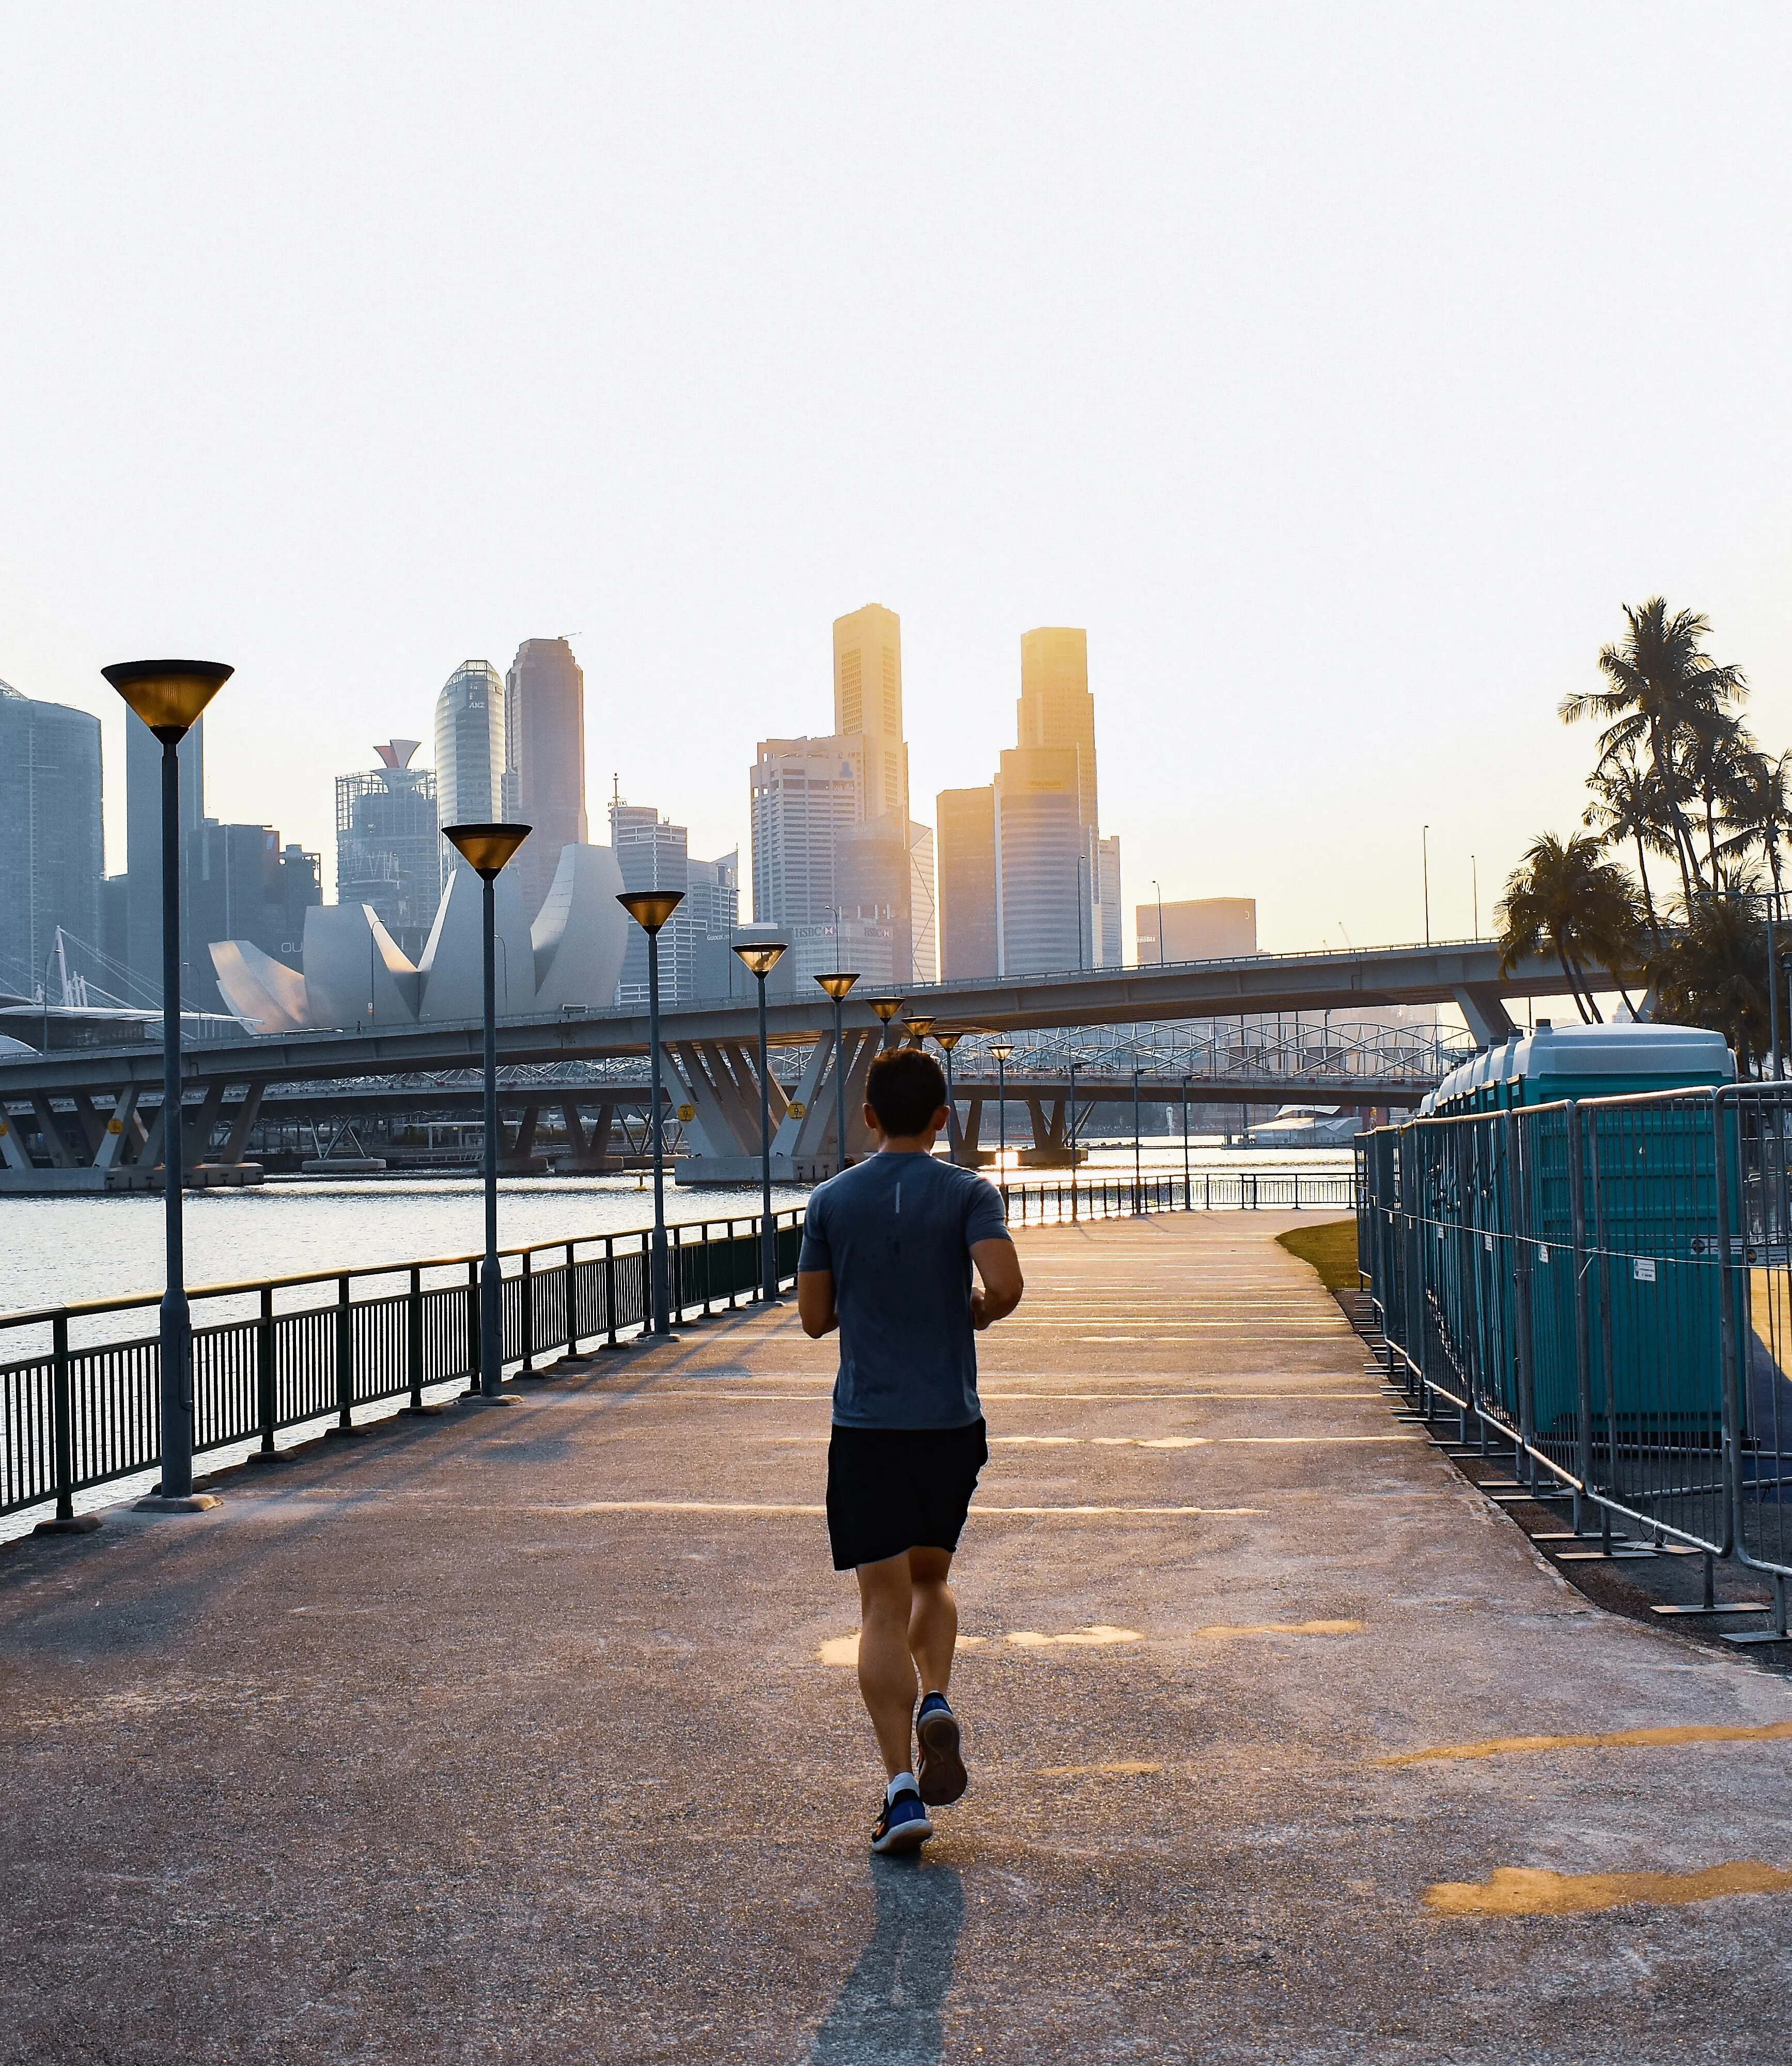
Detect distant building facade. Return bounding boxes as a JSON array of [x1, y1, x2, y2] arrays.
[[834, 604, 909, 824], [937, 786, 998, 980], [749, 737, 860, 930], [0, 683, 103, 999], [336, 741, 441, 961], [433, 662, 507, 881], [1095, 834, 1123, 968], [186, 822, 322, 1014], [126, 707, 204, 1001], [505, 638, 588, 915], [1136, 896, 1257, 963], [994, 746, 1084, 976]]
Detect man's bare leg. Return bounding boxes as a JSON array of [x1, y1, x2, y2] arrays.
[[856, 1553, 921, 1780], [907, 1545, 958, 1698]]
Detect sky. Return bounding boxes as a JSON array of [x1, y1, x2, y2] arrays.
[[3, 4, 1791, 958]]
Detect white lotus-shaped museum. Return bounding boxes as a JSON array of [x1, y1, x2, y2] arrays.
[[209, 843, 629, 1032]]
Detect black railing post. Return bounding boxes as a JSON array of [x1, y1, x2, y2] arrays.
[[257, 1284, 276, 1455], [600, 1236, 624, 1352], [331, 1274, 362, 1436], [402, 1264, 434, 1415], [51, 1313, 75, 1525], [465, 1258, 480, 1392], [566, 1242, 580, 1357], [520, 1249, 535, 1374]]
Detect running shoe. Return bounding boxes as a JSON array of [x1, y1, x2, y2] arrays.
[[871, 1788, 933, 1854], [916, 1693, 968, 1806]]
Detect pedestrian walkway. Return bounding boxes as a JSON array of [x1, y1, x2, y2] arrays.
[[5, 1213, 1792, 2063]]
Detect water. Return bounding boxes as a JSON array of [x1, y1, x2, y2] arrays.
[[0, 1140, 1352, 1320]]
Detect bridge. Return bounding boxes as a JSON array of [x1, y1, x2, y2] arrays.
[[0, 938, 1551, 1186]]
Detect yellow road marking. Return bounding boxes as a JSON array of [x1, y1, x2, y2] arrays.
[[1006, 1625, 1143, 1648], [1425, 1861, 1792, 1917], [1035, 1760, 1163, 1777], [1381, 1719, 1792, 1767], [1194, 1619, 1363, 1639]]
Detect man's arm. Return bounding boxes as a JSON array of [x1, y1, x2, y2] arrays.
[[970, 1237, 1023, 1331], [797, 1269, 838, 1338]]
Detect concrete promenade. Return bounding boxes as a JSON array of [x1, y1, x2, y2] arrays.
[[6, 1213, 1792, 2062]]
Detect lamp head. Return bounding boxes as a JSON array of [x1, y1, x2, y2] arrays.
[[905, 1015, 936, 1043], [733, 938, 787, 977], [445, 822, 533, 880], [933, 1028, 962, 1052], [866, 996, 905, 1024], [102, 659, 232, 743], [814, 971, 860, 1003], [989, 1037, 1014, 1062], [617, 888, 685, 934]]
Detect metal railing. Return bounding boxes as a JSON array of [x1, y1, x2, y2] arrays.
[[997, 1169, 1357, 1223], [0, 1211, 807, 1528], [1357, 1084, 1792, 1624]]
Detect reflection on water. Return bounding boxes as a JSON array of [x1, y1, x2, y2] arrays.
[[809, 1857, 964, 2065]]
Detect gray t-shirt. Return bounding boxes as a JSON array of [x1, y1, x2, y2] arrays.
[[798, 1151, 1011, 1430]]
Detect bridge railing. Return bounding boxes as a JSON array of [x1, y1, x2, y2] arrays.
[[2, 1167, 1361, 1531], [1357, 1084, 1792, 1623], [0, 1212, 807, 1529]]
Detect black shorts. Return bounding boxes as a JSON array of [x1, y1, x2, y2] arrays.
[[825, 1419, 989, 1573]]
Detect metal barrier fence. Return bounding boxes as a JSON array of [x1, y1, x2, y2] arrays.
[[0, 1212, 807, 1528], [1357, 1084, 1792, 1621], [0, 1163, 1358, 1531], [999, 1169, 1355, 1222]]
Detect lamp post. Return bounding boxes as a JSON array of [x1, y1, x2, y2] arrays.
[[990, 1037, 1013, 1197], [905, 1015, 935, 1050], [102, 661, 233, 1510], [1132, 1062, 1143, 1213], [619, 889, 685, 1337], [1422, 824, 1431, 948], [734, 941, 788, 1303], [445, 822, 533, 1394], [1152, 880, 1166, 965], [814, 971, 861, 1177], [933, 1029, 963, 1163], [1067, 1053, 1079, 1218], [1182, 1074, 1192, 1210], [867, 995, 906, 1050]]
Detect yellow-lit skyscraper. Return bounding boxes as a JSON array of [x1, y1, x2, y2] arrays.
[[833, 604, 909, 824], [1017, 628, 1097, 835]]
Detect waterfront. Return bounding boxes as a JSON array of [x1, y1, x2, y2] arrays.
[[0, 1144, 1352, 1319]]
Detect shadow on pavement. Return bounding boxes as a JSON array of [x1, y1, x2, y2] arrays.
[[808, 1855, 964, 2064]]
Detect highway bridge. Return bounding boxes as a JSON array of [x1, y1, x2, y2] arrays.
[[0, 938, 1551, 1186]]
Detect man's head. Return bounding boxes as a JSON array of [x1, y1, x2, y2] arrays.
[[864, 1046, 950, 1144]]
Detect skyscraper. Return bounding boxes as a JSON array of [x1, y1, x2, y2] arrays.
[[749, 737, 861, 929], [336, 741, 441, 960], [1017, 627, 1098, 835], [185, 823, 321, 1013], [937, 786, 998, 980], [1095, 834, 1123, 968], [994, 746, 1084, 976], [611, 799, 691, 1006], [433, 661, 506, 883], [908, 822, 938, 983], [0, 683, 103, 999], [505, 637, 588, 915], [126, 706, 203, 1003], [833, 604, 908, 823]]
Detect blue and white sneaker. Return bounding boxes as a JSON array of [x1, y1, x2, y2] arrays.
[[916, 1693, 967, 1806], [871, 1783, 933, 1854]]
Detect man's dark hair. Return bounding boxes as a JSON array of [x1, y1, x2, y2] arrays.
[[866, 1046, 949, 1138]]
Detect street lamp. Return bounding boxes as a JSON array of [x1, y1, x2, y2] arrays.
[[1182, 1073, 1192, 1210], [619, 889, 685, 1338], [866, 995, 906, 1050], [734, 940, 788, 1304], [1152, 880, 1166, 965], [814, 971, 860, 1177], [934, 1028, 963, 1163], [1132, 1062, 1143, 1213], [989, 1037, 1013, 1195], [905, 1015, 936, 1048], [1067, 1052, 1079, 1219], [103, 659, 232, 1513], [445, 822, 533, 1395]]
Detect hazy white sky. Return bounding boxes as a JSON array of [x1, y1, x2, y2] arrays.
[[4, 4, 1790, 956]]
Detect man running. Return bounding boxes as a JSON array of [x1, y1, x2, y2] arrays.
[[798, 1044, 1025, 1854]]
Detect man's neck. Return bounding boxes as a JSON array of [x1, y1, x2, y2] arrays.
[[877, 1137, 937, 1156]]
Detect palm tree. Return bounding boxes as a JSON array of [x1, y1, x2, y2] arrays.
[[1583, 746, 1674, 939], [1561, 600, 1747, 904], [1496, 832, 1646, 1023], [1718, 746, 1792, 903], [1648, 893, 1769, 1074]]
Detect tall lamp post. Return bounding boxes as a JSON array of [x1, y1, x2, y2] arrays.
[[103, 660, 232, 1512], [619, 889, 685, 1337], [1132, 1062, 1143, 1213], [445, 822, 533, 1395], [934, 1029, 962, 1163], [905, 1015, 935, 1050], [1152, 880, 1166, 965], [867, 996, 905, 1050], [990, 1037, 1013, 1197], [814, 971, 860, 1177], [1067, 1053, 1079, 1219], [734, 941, 788, 1303]]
